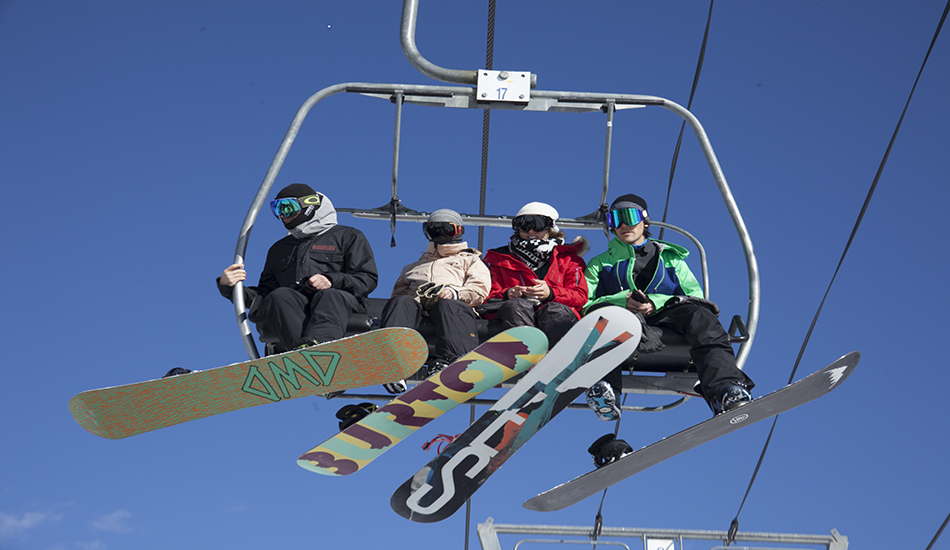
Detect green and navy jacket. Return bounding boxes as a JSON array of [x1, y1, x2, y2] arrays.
[[583, 237, 703, 314]]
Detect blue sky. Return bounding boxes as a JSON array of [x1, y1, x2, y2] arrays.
[[1, 1, 948, 549]]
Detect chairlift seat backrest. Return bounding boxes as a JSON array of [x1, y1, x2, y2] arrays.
[[259, 296, 702, 375]]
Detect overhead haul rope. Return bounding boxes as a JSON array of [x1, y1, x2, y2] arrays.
[[464, 3, 496, 549], [658, 0, 715, 242], [591, 3, 716, 542], [589, 393, 628, 548], [925, 511, 950, 550], [725, 2, 949, 545], [477, 0, 495, 253]]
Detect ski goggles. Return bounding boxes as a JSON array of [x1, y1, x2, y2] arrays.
[[270, 194, 322, 218], [423, 222, 464, 242], [512, 214, 554, 233], [606, 207, 645, 229]]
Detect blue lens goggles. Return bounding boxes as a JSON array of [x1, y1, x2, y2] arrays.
[[270, 194, 321, 219], [607, 208, 645, 229], [270, 198, 301, 218]]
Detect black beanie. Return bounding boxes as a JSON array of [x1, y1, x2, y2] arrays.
[[610, 194, 650, 223], [275, 183, 316, 200]]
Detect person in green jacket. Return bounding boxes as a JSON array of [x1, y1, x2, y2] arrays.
[[583, 194, 755, 421]]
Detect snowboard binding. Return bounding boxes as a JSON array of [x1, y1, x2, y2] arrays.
[[162, 367, 192, 378], [336, 402, 378, 431], [588, 433, 633, 469]]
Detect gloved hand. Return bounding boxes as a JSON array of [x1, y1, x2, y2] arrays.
[[415, 282, 446, 310]]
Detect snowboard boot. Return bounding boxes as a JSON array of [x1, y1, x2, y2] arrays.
[[707, 384, 753, 415], [383, 379, 408, 395], [721, 385, 753, 412], [588, 433, 633, 469], [162, 367, 192, 378], [291, 336, 321, 350], [336, 402, 378, 431], [586, 380, 621, 421], [421, 357, 452, 379]]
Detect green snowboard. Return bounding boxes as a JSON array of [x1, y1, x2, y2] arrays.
[[70, 328, 428, 439]]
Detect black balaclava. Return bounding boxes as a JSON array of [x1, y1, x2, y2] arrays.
[[275, 183, 318, 230]]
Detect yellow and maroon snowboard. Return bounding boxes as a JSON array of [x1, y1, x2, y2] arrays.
[[296, 326, 548, 476], [69, 328, 427, 439]]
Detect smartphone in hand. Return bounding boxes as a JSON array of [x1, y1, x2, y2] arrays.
[[627, 289, 649, 303]]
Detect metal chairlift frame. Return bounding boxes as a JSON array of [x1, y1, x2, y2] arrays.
[[229, 0, 760, 402], [476, 518, 849, 550]]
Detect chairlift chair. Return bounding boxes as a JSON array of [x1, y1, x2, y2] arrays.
[[228, 0, 760, 407]]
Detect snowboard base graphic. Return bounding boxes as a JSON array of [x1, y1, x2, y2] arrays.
[[69, 328, 428, 439]]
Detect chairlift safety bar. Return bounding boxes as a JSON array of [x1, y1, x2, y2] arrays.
[[231, 82, 760, 371]]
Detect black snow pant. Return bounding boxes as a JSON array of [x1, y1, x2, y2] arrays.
[[380, 294, 478, 362], [254, 287, 361, 350], [496, 298, 577, 347], [603, 302, 754, 405]]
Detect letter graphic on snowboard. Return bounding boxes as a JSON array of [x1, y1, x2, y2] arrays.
[[391, 307, 641, 523], [69, 328, 428, 439], [296, 326, 548, 475]]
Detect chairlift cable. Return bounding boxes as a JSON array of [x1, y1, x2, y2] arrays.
[[658, 0, 715, 242], [465, 3, 497, 549], [590, 393, 628, 547], [725, 2, 949, 544], [594, 2, 713, 539], [477, 0, 495, 253], [924, 510, 950, 550]]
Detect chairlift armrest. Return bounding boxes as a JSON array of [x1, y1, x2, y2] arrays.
[[728, 315, 750, 343]]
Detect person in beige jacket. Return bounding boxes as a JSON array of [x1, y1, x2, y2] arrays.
[[379, 209, 490, 392]]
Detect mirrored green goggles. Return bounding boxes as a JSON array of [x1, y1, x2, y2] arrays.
[[270, 194, 321, 218], [270, 198, 301, 218], [607, 207, 645, 229]]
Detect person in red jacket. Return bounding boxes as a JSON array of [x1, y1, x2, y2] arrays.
[[483, 202, 588, 346]]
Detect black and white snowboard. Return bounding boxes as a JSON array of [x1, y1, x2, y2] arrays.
[[390, 306, 641, 522], [523, 351, 860, 512]]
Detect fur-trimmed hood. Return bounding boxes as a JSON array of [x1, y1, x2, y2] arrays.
[[566, 235, 590, 257]]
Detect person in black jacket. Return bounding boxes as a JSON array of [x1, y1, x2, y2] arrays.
[[217, 183, 378, 351]]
